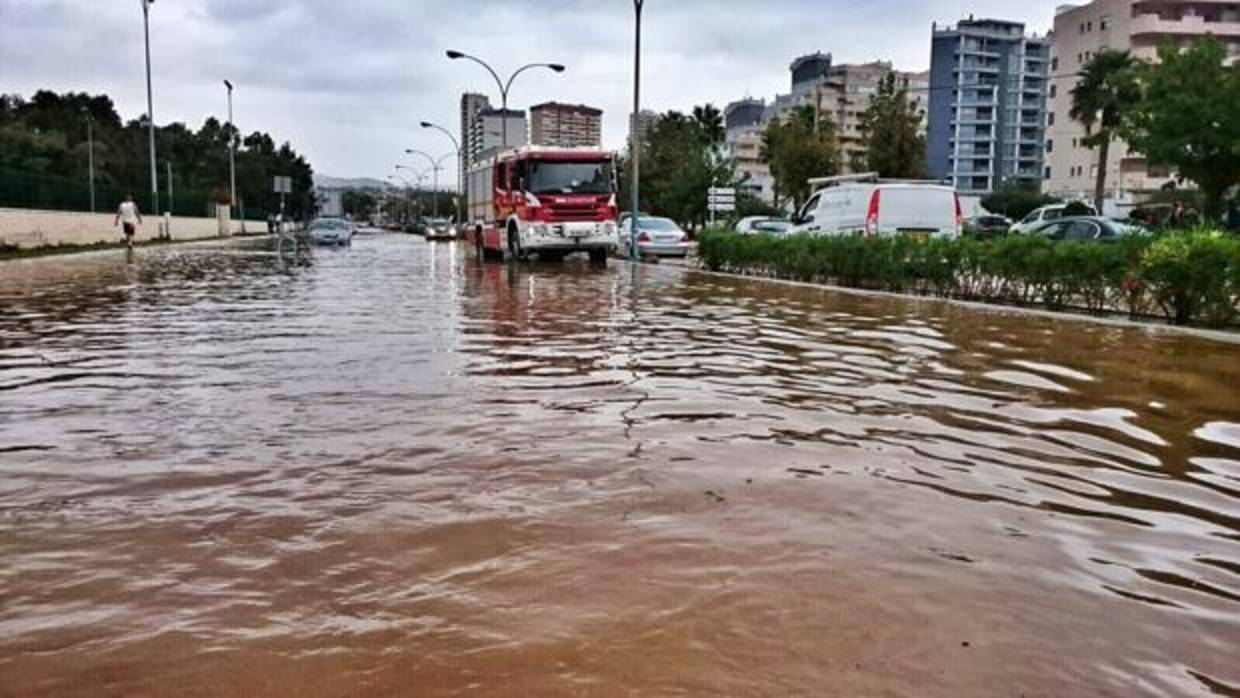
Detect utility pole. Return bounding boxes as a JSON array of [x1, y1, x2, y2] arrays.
[[630, 0, 645, 260], [224, 80, 237, 220], [141, 0, 158, 214], [81, 108, 95, 213]]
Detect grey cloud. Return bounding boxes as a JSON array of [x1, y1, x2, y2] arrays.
[[1, 0, 1054, 178]]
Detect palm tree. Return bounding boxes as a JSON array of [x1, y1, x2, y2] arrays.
[[1069, 49, 1140, 214], [692, 104, 725, 146]]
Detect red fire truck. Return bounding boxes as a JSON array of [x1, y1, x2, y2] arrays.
[[466, 146, 618, 264]]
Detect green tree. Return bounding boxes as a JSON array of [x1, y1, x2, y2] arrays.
[[856, 73, 926, 178], [624, 107, 738, 228], [692, 104, 725, 146], [761, 105, 839, 210], [1124, 38, 1240, 220], [981, 180, 1059, 220], [1069, 49, 1140, 214]]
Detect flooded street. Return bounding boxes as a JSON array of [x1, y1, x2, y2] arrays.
[[1, 234, 1238, 697]]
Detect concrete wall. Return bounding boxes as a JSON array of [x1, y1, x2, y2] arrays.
[[0, 206, 251, 250]]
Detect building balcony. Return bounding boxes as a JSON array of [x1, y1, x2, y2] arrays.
[[1131, 11, 1240, 39]]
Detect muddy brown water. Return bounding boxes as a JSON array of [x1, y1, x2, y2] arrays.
[[0, 236, 1237, 697]]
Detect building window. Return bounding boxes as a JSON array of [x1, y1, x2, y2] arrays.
[[1051, 56, 1059, 71], [1087, 20, 1093, 31], [1077, 53, 1083, 64], [1100, 15, 1110, 30], [1049, 84, 1057, 98], [1080, 22, 1086, 33], [1048, 112, 1055, 126], [1047, 139, 1054, 152], [1045, 166, 1052, 179]]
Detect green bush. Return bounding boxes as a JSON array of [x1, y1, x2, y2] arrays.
[[696, 229, 1239, 327]]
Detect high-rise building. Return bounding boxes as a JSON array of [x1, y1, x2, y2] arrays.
[[725, 98, 774, 203], [530, 102, 602, 148], [790, 52, 834, 96], [1045, 0, 1238, 204], [460, 93, 491, 167], [766, 60, 929, 174], [927, 18, 1051, 195], [472, 108, 528, 158]]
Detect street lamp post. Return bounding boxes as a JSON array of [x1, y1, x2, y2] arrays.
[[630, 0, 645, 260], [405, 149, 453, 219], [224, 80, 237, 221], [80, 108, 95, 213], [445, 50, 565, 150], [420, 121, 463, 223], [141, 0, 158, 214]]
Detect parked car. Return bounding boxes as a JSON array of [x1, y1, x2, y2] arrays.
[[1029, 216, 1148, 242], [789, 179, 962, 239], [735, 216, 791, 235], [965, 214, 1013, 238], [1010, 202, 1099, 234], [308, 218, 353, 246], [424, 218, 457, 240], [618, 216, 693, 257]]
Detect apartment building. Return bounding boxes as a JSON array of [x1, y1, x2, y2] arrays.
[[767, 55, 930, 174], [472, 108, 528, 160], [927, 18, 1052, 195], [1045, 0, 1239, 202], [724, 98, 775, 203], [460, 93, 491, 167], [530, 102, 603, 148]]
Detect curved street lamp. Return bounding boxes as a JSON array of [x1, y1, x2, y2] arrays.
[[404, 149, 454, 219], [445, 49, 565, 150], [420, 121, 464, 223]]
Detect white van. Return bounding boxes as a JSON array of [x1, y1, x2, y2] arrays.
[[788, 174, 962, 239]]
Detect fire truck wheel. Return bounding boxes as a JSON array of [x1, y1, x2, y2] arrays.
[[507, 227, 524, 262], [589, 248, 608, 266]]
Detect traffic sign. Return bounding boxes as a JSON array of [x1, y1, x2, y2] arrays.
[[273, 176, 292, 193]]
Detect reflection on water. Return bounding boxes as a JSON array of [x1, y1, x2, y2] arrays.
[[1, 236, 1238, 697]]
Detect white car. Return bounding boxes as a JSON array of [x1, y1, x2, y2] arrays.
[[618, 216, 692, 257], [1010, 203, 1099, 234], [308, 218, 353, 246], [789, 178, 962, 239], [735, 216, 790, 235]]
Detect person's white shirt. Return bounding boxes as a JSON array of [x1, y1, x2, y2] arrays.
[[117, 201, 140, 225]]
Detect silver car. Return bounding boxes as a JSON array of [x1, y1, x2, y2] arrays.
[[618, 216, 692, 257], [308, 218, 353, 246]]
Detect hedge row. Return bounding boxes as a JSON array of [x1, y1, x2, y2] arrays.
[[697, 229, 1240, 327]]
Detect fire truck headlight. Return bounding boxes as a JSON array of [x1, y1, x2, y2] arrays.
[[533, 223, 549, 236]]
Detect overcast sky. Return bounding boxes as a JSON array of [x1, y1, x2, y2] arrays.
[[2, 0, 1055, 182]]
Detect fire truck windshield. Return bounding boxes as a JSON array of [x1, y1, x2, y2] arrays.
[[527, 160, 614, 195]]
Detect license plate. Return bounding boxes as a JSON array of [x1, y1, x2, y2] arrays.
[[900, 230, 932, 240]]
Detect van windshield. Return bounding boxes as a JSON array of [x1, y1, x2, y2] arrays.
[[528, 160, 614, 195]]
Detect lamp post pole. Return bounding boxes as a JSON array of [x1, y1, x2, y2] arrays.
[[224, 80, 237, 220], [405, 149, 453, 219], [420, 121, 463, 223], [166, 160, 173, 214], [630, 0, 645, 260], [81, 108, 95, 213], [446, 50, 565, 150], [141, 0, 158, 214]]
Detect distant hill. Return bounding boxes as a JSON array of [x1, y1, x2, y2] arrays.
[[314, 174, 390, 190]]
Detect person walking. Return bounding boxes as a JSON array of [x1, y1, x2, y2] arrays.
[[114, 194, 143, 248]]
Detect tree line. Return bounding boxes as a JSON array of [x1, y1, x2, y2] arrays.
[[620, 73, 927, 226], [1070, 36, 1240, 220], [0, 90, 317, 220]]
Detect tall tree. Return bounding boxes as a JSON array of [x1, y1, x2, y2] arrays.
[[761, 105, 839, 210], [637, 109, 737, 227], [1070, 49, 1140, 214], [856, 73, 926, 178], [692, 104, 725, 146], [1123, 38, 1240, 220]]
